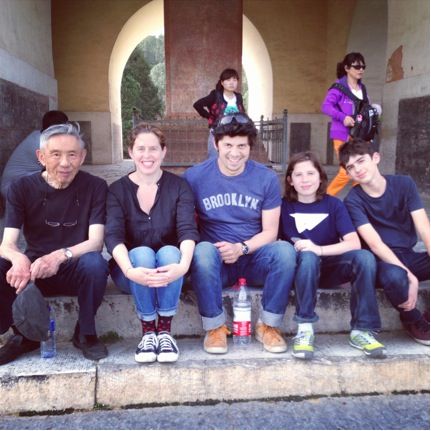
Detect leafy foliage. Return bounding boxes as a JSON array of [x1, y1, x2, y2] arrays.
[[121, 40, 164, 156]]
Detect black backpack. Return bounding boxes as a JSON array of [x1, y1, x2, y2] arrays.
[[330, 82, 380, 141]]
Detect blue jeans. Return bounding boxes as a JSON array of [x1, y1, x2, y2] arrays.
[[190, 240, 296, 330], [294, 250, 381, 331], [110, 245, 183, 321], [377, 250, 429, 324], [0, 252, 108, 336]]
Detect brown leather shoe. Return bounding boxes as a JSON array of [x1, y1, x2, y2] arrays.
[[255, 322, 287, 353], [203, 325, 231, 354]]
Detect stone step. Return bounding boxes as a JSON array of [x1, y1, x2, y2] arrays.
[[0, 332, 428, 415], [2, 281, 427, 343]]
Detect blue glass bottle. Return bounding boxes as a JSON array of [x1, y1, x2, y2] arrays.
[[40, 306, 56, 358]]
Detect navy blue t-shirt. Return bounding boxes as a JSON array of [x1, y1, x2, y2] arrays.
[[184, 158, 281, 243], [344, 175, 423, 252], [280, 194, 355, 245]]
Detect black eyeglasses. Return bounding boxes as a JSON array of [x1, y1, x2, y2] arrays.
[[43, 192, 79, 228], [217, 114, 251, 126], [351, 64, 366, 70]]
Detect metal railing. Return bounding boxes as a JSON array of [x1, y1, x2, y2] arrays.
[[133, 110, 289, 170], [255, 109, 288, 172]]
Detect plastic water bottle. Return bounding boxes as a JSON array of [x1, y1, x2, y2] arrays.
[[233, 278, 252, 346], [40, 306, 56, 358]]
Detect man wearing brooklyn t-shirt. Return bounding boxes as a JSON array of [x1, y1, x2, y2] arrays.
[[184, 113, 296, 354]]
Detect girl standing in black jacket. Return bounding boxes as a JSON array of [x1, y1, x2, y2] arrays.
[[193, 68, 245, 158]]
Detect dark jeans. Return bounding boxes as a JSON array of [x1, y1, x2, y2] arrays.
[[294, 249, 381, 331], [376, 250, 429, 324], [0, 252, 108, 336]]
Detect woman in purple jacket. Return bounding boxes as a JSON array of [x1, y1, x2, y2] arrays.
[[322, 52, 367, 196]]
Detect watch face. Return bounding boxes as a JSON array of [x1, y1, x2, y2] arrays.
[[64, 249, 73, 259], [242, 243, 249, 255]]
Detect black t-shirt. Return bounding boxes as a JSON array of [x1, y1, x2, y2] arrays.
[[105, 171, 199, 254], [5, 170, 107, 261]]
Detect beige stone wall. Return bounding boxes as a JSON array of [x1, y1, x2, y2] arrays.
[[52, 0, 148, 112], [0, 0, 54, 77], [0, 0, 57, 104], [243, 0, 356, 115], [379, 0, 430, 174]]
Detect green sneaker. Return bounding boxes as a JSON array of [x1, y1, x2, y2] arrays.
[[292, 331, 314, 360], [349, 331, 386, 358]]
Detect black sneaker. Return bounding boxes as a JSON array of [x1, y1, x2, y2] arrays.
[[135, 332, 158, 363], [403, 314, 430, 346], [157, 332, 179, 363], [0, 334, 39, 365], [72, 328, 108, 360]]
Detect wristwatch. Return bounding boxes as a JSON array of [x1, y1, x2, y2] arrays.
[[240, 241, 249, 255], [63, 248, 73, 261]]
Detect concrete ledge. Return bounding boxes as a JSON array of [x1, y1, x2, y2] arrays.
[[37, 281, 430, 341], [96, 332, 429, 408], [0, 332, 427, 414], [0, 346, 96, 414]]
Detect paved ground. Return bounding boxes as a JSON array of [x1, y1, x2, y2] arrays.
[[0, 393, 429, 430]]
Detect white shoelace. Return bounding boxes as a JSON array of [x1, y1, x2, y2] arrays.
[[138, 333, 158, 351], [158, 333, 177, 352]]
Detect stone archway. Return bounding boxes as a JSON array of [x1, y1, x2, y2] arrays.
[[108, 0, 274, 160], [243, 15, 273, 120], [108, 0, 164, 162]]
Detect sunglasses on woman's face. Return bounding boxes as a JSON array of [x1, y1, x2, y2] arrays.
[[351, 64, 366, 70]]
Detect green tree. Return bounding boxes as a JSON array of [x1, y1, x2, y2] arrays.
[[121, 46, 163, 156], [150, 62, 166, 108], [137, 35, 164, 66]]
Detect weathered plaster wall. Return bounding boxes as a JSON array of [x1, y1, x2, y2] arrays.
[[0, 0, 56, 185], [380, 0, 429, 181], [52, 0, 148, 163], [52, 0, 147, 112], [244, 0, 356, 115]]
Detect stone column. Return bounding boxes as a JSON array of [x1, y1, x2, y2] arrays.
[[164, 0, 243, 118]]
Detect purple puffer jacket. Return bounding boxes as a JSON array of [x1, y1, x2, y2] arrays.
[[321, 76, 367, 141]]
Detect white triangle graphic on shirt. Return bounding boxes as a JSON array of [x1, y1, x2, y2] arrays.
[[289, 213, 329, 233]]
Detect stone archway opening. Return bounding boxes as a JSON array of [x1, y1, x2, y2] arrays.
[[109, 0, 164, 162], [109, 0, 273, 161]]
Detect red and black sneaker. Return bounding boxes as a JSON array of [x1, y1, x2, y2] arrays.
[[402, 314, 430, 346]]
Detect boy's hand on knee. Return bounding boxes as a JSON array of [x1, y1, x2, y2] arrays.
[[398, 273, 419, 311]]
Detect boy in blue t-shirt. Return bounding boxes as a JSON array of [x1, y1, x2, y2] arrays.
[[184, 113, 296, 355], [340, 139, 429, 345]]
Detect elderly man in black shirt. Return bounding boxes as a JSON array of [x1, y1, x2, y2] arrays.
[[0, 122, 109, 364]]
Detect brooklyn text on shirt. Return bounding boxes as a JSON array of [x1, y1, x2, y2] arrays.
[[202, 193, 260, 212]]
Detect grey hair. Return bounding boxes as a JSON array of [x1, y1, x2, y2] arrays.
[[39, 122, 85, 149]]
